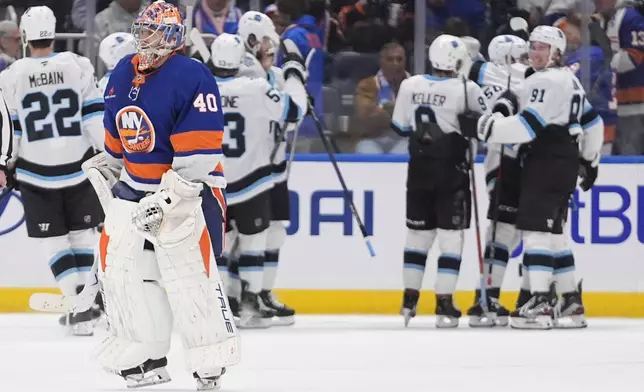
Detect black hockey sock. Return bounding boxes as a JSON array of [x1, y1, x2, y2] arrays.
[[403, 250, 428, 291], [523, 251, 554, 293], [484, 242, 510, 290]]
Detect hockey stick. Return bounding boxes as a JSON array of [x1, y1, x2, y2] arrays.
[[285, 121, 300, 180], [462, 76, 489, 314], [308, 103, 376, 257]]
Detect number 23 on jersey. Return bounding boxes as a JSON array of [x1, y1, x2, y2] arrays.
[[193, 93, 219, 112]]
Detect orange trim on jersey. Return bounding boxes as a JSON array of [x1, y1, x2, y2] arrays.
[[123, 158, 172, 181], [626, 48, 644, 65], [99, 229, 109, 272], [214, 162, 224, 176], [199, 229, 212, 277], [605, 124, 616, 143], [170, 130, 223, 153], [616, 87, 644, 105], [104, 129, 123, 154]]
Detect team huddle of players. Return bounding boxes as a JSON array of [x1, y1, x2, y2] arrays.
[[394, 28, 604, 330], [0, 0, 618, 389]]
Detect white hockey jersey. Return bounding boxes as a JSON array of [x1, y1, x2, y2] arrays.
[[218, 74, 304, 205], [0, 52, 104, 189], [391, 74, 487, 137], [238, 52, 291, 184], [487, 68, 604, 162]]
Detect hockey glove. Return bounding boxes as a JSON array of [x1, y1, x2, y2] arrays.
[[458, 111, 482, 139], [281, 39, 316, 84], [578, 158, 598, 192], [492, 90, 518, 116], [476, 112, 504, 142]]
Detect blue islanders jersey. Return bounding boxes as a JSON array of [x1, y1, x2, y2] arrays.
[[103, 53, 225, 193]]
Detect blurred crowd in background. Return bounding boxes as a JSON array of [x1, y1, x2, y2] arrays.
[[0, 0, 642, 155]]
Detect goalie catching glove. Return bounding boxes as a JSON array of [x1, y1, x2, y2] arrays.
[[281, 38, 315, 84]]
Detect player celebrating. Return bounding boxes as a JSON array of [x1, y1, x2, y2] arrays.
[[210, 33, 307, 328], [465, 34, 529, 327], [392, 34, 487, 328], [237, 10, 297, 324], [93, 1, 239, 389], [0, 6, 105, 335], [474, 26, 604, 329], [97, 32, 136, 93]]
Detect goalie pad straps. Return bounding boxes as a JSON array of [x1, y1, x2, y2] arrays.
[[94, 199, 173, 371]]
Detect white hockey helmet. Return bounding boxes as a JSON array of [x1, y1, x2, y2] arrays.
[[488, 35, 528, 66], [99, 32, 136, 71], [210, 33, 245, 70], [529, 25, 566, 66], [238, 11, 280, 56], [20, 6, 56, 43], [429, 34, 471, 75]]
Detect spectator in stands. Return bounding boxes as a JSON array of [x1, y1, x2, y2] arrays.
[[352, 42, 409, 154], [95, 0, 148, 46], [193, 0, 243, 37], [71, 0, 112, 31], [309, 0, 347, 53], [339, 0, 392, 53], [427, 0, 486, 39], [264, 4, 287, 35], [0, 21, 20, 72], [558, 13, 617, 154]]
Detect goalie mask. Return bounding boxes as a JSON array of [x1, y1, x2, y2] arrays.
[[131, 0, 186, 71]]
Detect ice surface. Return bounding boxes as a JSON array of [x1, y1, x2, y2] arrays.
[[0, 314, 643, 392]]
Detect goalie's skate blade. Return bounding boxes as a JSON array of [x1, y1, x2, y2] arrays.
[[468, 313, 496, 328], [271, 316, 295, 327], [436, 316, 459, 328], [510, 316, 553, 330], [554, 315, 588, 329], [125, 367, 171, 389]]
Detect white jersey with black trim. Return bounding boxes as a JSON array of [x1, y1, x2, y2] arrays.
[[391, 74, 487, 137], [0, 93, 13, 169], [238, 52, 291, 184], [218, 73, 305, 205], [486, 67, 604, 162], [0, 51, 104, 189]]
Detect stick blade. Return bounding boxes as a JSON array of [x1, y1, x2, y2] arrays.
[[29, 293, 67, 313]]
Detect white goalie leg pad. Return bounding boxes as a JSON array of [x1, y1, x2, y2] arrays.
[[153, 210, 241, 373], [403, 229, 436, 290], [94, 198, 173, 372]]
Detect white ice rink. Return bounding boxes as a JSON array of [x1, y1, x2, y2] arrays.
[[1, 315, 643, 392]]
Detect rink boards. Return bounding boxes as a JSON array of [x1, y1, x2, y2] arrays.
[[1, 154, 644, 316]]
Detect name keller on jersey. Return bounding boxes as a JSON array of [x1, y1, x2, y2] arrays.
[[28, 71, 64, 88], [412, 92, 447, 107]]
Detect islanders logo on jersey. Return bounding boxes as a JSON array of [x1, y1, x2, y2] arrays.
[[116, 106, 156, 154]]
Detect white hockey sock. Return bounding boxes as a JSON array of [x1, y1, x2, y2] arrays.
[[524, 250, 554, 293], [262, 250, 279, 291], [227, 261, 242, 299], [436, 253, 462, 295], [403, 249, 427, 290], [520, 264, 530, 291], [553, 250, 576, 294]]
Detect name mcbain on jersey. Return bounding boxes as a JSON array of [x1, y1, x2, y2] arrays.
[[412, 92, 447, 107], [221, 95, 239, 109], [28, 71, 64, 88]]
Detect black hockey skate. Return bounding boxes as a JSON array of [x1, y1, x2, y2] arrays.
[[553, 282, 587, 329], [466, 289, 509, 327], [515, 289, 532, 309], [400, 289, 419, 327], [259, 290, 295, 326], [118, 357, 171, 388], [58, 285, 103, 336], [435, 294, 461, 328], [239, 290, 273, 329], [510, 292, 554, 330], [193, 367, 226, 390], [228, 296, 241, 326]]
